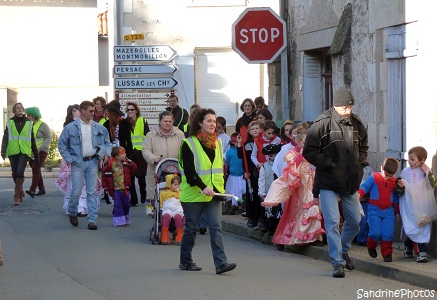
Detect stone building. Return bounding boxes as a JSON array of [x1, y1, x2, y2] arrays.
[[285, 0, 437, 171]]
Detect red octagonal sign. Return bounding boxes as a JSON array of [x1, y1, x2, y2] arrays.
[[232, 7, 286, 64]]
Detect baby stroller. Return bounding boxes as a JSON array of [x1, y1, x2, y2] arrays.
[[149, 158, 181, 244]]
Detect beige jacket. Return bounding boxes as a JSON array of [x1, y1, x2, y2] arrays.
[[142, 126, 185, 199]]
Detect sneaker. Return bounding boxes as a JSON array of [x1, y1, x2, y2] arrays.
[[247, 221, 255, 228], [404, 247, 414, 258], [241, 212, 247, 218], [179, 262, 202, 271], [199, 227, 207, 235], [383, 255, 393, 262], [367, 248, 377, 258], [87, 222, 98, 230], [276, 244, 284, 251], [216, 263, 236, 274], [342, 253, 355, 270], [332, 263, 345, 278], [417, 252, 428, 263], [255, 221, 266, 231], [146, 206, 154, 217]]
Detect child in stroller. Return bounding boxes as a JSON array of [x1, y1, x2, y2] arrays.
[[159, 174, 184, 244], [149, 158, 182, 244]]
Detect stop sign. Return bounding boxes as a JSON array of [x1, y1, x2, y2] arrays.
[[232, 7, 286, 64]]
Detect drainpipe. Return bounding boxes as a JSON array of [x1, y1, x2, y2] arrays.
[[115, 0, 123, 46], [280, 0, 290, 121]]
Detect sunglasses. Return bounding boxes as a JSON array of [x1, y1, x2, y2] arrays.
[[126, 109, 136, 112]]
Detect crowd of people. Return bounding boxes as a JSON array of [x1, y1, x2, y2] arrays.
[[0, 88, 435, 278]]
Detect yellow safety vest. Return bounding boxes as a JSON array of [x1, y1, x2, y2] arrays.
[[6, 119, 33, 157], [183, 123, 188, 133], [98, 117, 107, 125], [179, 137, 224, 203], [131, 116, 146, 150], [32, 119, 44, 149]]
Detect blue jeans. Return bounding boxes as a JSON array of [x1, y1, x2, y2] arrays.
[[68, 159, 99, 223], [180, 197, 228, 268], [356, 202, 369, 244], [9, 154, 28, 179], [319, 190, 361, 266], [199, 209, 207, 228]]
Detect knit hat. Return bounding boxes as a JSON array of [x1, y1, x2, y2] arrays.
[[333, 87, 354, 106], [25, 107, 42, 119], [262, 143, 283, 155]]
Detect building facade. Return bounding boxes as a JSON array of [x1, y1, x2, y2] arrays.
[[286, 0, 437, 171]]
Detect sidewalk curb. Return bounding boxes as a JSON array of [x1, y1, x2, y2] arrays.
[[222, 219, 437, 290]]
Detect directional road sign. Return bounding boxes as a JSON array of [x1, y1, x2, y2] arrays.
[[114, 77, 178, 89], [114, 64, 177, 75], [114, 45, 177, 62], [118, 92, 169, 99], [119, 99, 168, 105]]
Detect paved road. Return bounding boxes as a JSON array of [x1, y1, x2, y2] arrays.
[[0, 178, 433, 300]]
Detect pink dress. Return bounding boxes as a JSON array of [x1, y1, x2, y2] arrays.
[[263, 147, 325, 245], [56, 159, 102, 214]]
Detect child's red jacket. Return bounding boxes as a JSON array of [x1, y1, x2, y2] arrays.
[[102, 160, 137, 197]]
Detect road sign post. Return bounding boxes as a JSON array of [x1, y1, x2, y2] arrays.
[[232, 7, 286, 64]]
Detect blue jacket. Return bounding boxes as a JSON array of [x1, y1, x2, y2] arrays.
[[225, 146, 244, 176], [58, 118, 112, 166]]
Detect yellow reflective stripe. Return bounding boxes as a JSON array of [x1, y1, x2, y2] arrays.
[[196, 168, 223, 176], [23, 121, 33, 142], [186, 137, 202, 171], [10, 120, 33, 142]]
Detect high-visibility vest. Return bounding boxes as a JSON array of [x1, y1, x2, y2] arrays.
[[32, 119, 44, 149], [131, 116, 146, 150], [98, 117, 107, 125], [179, 136, 224, 203], [6, 119, 33, 157], [183, 123, 188, 133]]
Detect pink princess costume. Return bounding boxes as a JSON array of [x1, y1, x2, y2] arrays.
[[262, 147, 325, 245], [56, 159, 102, 215]]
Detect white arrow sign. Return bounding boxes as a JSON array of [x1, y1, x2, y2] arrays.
[[114, 77, 178, 89], [119, 99, 168, 105], [114, 64, 177, 75], [119, 92, 169, 99], [114, 45, 177, 62]]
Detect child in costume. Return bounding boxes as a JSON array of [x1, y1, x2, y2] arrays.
[[159, 174, 184, 244], [258, 143, 283, 239], [102, 146, 137, 226], [224, 133, 245, 215], [262, 125, 325, 247], [251, 120, 282, 170], [217, 116, 230, 155], [397, 146, 437, 263], [237, 121, 261, 228], [56, 159, 100, 217], [358, 157, 400, 262]]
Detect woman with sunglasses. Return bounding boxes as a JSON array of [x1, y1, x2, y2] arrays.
[[126, 102, 150, 206]]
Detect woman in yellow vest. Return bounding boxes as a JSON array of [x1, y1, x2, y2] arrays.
[[125, 102, 150, 206], [25, 107, 52, 197], [1, 102, 39, 206], [178, 108, 236, 274]]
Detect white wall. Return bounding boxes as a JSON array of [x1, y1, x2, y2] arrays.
[[0, 1, 112, 136], [0, 3, 99, 87]]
